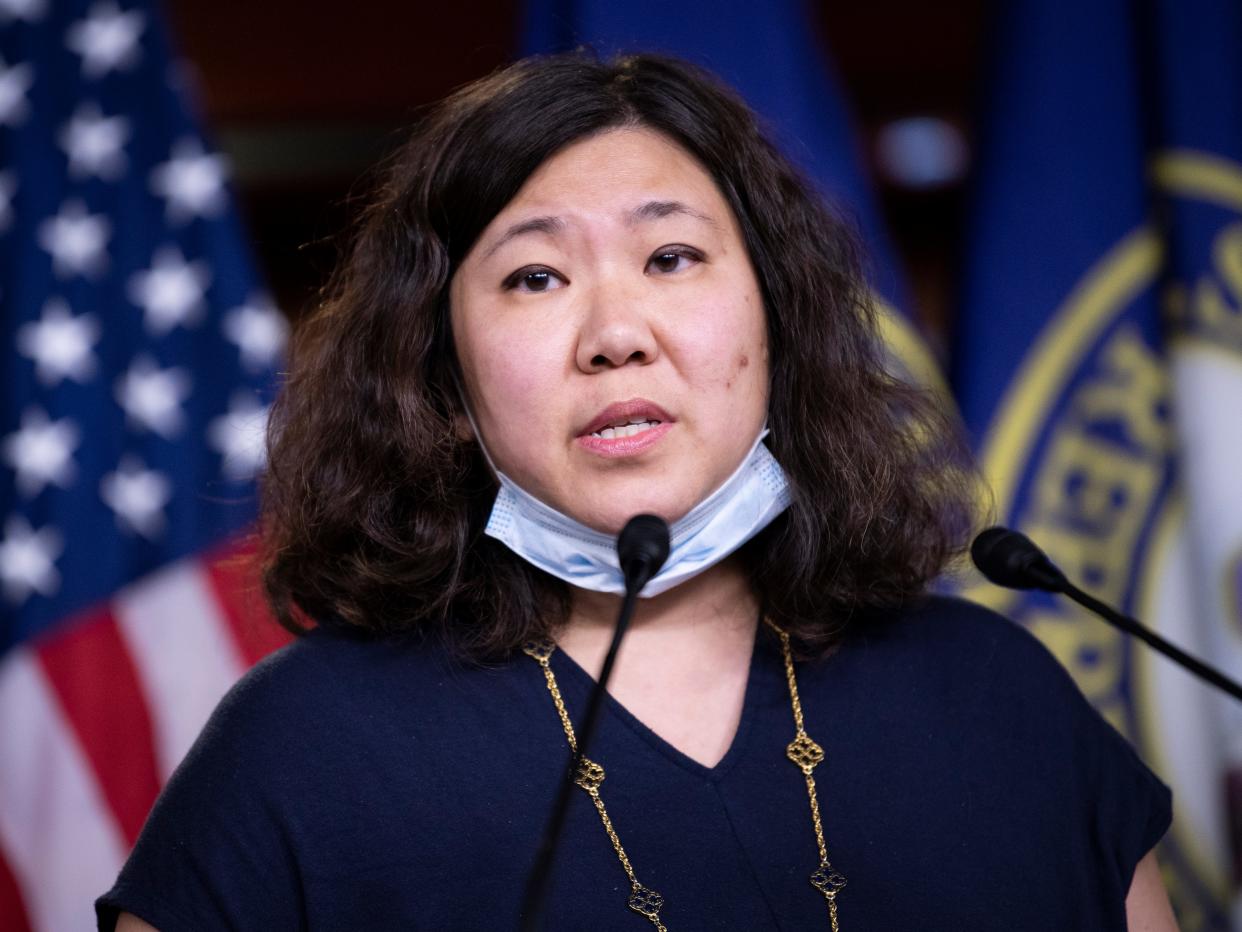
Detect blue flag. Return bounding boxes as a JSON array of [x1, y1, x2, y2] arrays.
[[954, 0, 1242, 926], [521, 0, 943, 393]]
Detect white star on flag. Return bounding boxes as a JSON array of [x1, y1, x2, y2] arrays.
[[16, 298, 101, 385], [0, 515, 63, 605], [37, 199, 111, 278], [150, 138, 228, 224], [115, 355, 192, 439], [127, 246, 211, 335], [207, 392, 270, 481], [0, 0, 48, 23], [65, 1, 145, 78], [100, 455, 171, 540], [0, 171, 15, 232], [2, 407, 79, 498], [59, 103, 130, 180], [223, 295, 288, 371], [0, 56, 34, 126]]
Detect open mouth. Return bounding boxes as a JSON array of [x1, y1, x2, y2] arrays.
[[577, 399, 674, 454], [590, 418, 662, 439]]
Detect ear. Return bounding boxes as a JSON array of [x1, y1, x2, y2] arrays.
[[453, 411, 475, 443], [442, 348, 477, 444]]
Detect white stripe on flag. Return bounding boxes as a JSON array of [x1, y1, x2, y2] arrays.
[[114, 559, 247, 782], [0, 648, 128, 932]]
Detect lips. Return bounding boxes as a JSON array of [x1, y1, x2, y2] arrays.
[[578, 399, 674, 438]]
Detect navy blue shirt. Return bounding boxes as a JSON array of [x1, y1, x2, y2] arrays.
[[97, 596, 1170, 930]]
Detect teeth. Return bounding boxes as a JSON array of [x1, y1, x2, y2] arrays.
[[593, 419, 660, 439]]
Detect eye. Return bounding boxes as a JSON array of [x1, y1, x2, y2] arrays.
[[646, 246, 703, 275], [502, 266, 567, 293]]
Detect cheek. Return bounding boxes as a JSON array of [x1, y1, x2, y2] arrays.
[[680, 334, 762, 399], [464, 337, 549, 415], [690, 289, 767, 392], [455, 315, 567, 459], [453, 299, 540, 408]]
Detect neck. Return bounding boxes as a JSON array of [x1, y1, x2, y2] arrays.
[[555, 555, 762, 769], [557, 555, 760, 678]]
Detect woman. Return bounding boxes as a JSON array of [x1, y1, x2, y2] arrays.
[[99, 52, 1175, 930]]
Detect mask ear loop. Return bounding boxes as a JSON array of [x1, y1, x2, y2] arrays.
[[438, 286, 503, 481], [448, 365, 503, 482]]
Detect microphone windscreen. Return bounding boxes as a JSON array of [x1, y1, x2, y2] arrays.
[[617, 514, 671, 590], [970, 526, 1065, 592]]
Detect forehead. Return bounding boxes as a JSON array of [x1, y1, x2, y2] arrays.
[[494, 127, 731, 222]]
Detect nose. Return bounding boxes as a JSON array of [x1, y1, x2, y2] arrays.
[[575, 278, 660, 373]]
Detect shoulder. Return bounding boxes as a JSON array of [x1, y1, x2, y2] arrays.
[[796, 599, 1170, 919], [227, 623, 441, 689], [823, 594, 1126, 765], [840, 592, 1079, 695], [94, 629, 427, 930], [208, 625, 455, 727], [834, 594, 1169, 808], [885, 595, 1173, 881], [860, 591, 1046, 646], [175, 624, 498, 793]]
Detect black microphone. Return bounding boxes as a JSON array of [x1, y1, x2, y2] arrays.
[[618, 513, 673, 595], [521, 515, 671, 930], [970, 526, 1068, 592], [971, 526, 1242, 704]]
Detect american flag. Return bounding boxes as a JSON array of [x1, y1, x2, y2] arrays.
[[0, 0, 290, 927]]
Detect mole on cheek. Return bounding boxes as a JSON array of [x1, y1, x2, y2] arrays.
[[725, 354, 749, 390]]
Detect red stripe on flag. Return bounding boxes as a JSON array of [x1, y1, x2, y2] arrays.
[[203, 537, 293, 668], [36, 608, 162, 845], [0, 848, 32, 932]]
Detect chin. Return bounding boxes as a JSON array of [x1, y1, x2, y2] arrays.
[[578, 495, 695, 537]]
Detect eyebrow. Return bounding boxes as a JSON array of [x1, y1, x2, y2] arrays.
[[481, 200, 719, 261], [627, 200, 719, 228], [481, 215, 566, 260]]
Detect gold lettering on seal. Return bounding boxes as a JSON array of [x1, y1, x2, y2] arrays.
[[1165, 222, 1242, 350], [1024, 326, 1169, 598], [1017, 324, 1173, 715], [1028, 436, 1158, 597], [1072, 328, 1172, 454]]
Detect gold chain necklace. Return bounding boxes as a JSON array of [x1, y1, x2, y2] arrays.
[[521, 618, 846, 930]]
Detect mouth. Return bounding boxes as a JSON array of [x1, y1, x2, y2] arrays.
[[579, 399, 673, 439], [589, 418, 662, 439]]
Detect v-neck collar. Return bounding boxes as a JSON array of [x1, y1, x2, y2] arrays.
[[545, 623, 785, 783]]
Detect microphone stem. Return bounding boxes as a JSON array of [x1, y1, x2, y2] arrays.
[[1061, 582, 1242, 703], [576, 585, 639, 769], [519, 582, 642, 930]]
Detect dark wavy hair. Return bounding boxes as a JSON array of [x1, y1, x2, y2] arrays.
[[261, 51, 976, 658]]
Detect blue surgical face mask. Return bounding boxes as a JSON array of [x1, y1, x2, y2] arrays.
[[480, 428, 792, 597]]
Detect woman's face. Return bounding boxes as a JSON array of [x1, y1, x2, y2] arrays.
[[450, 127, 769, 534]]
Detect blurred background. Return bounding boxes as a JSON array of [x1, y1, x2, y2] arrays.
[[2, 0, 1240, 929]]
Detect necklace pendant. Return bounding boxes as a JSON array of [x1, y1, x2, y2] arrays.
[[521, 638, 556, 662], [572, 755, 606, 791], [786, 732, 825, 773], [810, 859, 847, 897], [627, 882, 665, 920]]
